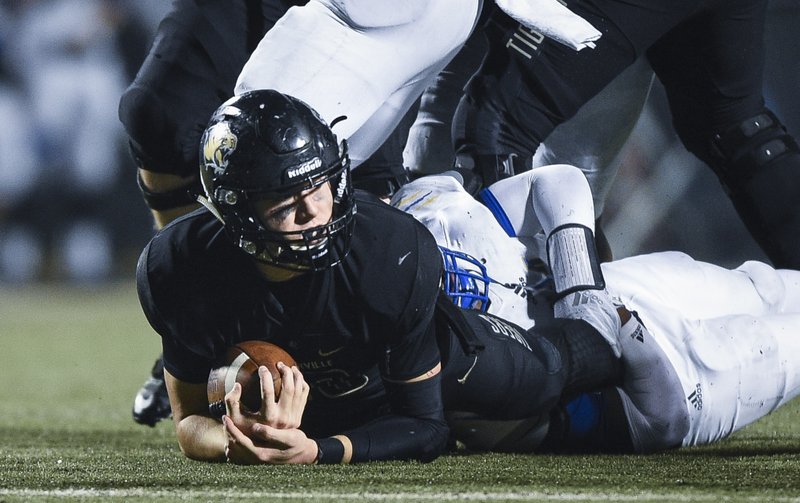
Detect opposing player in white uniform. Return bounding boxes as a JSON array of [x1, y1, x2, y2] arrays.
[[391, 165, 800, 453]]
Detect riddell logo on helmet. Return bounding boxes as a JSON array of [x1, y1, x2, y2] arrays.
[[336, 169, 348, 200], [287, 157, 322, 179]]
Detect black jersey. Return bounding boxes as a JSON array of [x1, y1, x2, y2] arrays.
[[137, 192, 443, 437]]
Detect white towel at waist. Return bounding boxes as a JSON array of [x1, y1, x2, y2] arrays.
[[495, 0, 601, 51]]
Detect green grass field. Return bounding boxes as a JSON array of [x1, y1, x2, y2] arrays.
[[2, 284, 800, 502]]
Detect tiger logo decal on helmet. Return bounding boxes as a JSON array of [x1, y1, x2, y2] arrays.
[[201, 122, 238, 175]]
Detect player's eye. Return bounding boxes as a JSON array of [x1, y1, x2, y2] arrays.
[[265, 204, 295, 225], [256, 197, 295, 227]]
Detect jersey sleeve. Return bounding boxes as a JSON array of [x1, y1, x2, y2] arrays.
[[324, 203, 448, 463], [370, 221, 450, 460], [315, 374, 450, 463], [135, 220, 219, 383], [378, 217, 444, 381]]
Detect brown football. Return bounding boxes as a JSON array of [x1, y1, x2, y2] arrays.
[[207, 340, 297, 420]]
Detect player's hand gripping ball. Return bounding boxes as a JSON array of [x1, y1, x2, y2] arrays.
[[207, 340, 297, 420]]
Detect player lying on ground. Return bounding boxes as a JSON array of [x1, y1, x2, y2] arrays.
[[392, 165, 800, 453], [137, 90, 637, 464], [121, 0, 457, 426]]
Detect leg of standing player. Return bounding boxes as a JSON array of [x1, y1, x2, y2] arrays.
[[645, 0, 800, 269], [403, 23, 488, 177], [235, 0, 483, 168]]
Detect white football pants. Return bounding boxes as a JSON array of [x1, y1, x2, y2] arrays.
[[236, 0, 483, 167]]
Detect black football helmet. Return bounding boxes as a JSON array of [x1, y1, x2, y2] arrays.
[[198, 89, 355, 271]]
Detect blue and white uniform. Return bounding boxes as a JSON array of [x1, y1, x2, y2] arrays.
[[392, 165, 800, 452]]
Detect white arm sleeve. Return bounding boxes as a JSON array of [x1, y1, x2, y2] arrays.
[[482, 164, 596, 238]]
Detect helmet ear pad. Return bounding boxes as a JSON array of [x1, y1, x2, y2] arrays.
[[199, 89, 356, 271]]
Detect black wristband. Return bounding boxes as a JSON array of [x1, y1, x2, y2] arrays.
[[315, 437, 345, 465]]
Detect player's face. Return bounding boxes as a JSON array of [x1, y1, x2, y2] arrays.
[[255, 182, 334, 237]]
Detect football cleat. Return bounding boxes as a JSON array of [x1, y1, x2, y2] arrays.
[[132, 356, 172, 427]]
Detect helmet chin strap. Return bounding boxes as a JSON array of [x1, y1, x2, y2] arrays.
[[196, 194, 225, 223]]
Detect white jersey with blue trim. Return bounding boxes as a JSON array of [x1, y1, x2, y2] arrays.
[[391, 174, 539, 329]]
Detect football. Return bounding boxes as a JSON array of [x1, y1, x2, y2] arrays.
[[207, 340, 297, 420]]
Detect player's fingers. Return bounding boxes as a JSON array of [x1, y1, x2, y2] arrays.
[[223, 415, 248, 444], [224, 382, 244, 421], [251, 422, 291, 450], [291, 366, 309, 421], [277, 361, 295, 400], [297, 366, 310, 398], [224, 386, 261, 436], [269, 362, 298, 428], [258, 365, 279, 420], [223, 415, 266, 465]]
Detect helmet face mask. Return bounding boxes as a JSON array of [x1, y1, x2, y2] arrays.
[[247, 167, 355, 271], [199, 90, 356, 272], [439, 246, 491, 312]]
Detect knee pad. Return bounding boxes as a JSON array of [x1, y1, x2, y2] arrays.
[[709, 109, 799, 184], [698, 109, 800, 269]]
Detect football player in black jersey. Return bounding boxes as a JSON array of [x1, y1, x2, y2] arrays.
[[119, 0, 416, 427], [455, 0, 800, 270], [137, 89, 626, 464]]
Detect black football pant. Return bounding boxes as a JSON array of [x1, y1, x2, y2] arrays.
[[456, 0, 800, 268]]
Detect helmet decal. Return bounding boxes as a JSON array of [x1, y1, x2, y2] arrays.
[[335, 158, 349, 201], [202, 123, 238, 175]]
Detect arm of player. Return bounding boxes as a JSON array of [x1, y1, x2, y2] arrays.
[[164, 359, 311, 463], [164, 369, 227, 462], [317, 362, 448, 464], [222, 362, 448, 464]]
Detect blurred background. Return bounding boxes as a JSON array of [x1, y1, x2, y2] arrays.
[[0, 0, 796, 285], [0, 0, 167, 284]]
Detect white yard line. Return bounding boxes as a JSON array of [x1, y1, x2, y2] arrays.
[[1, 489, 798, 502]]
